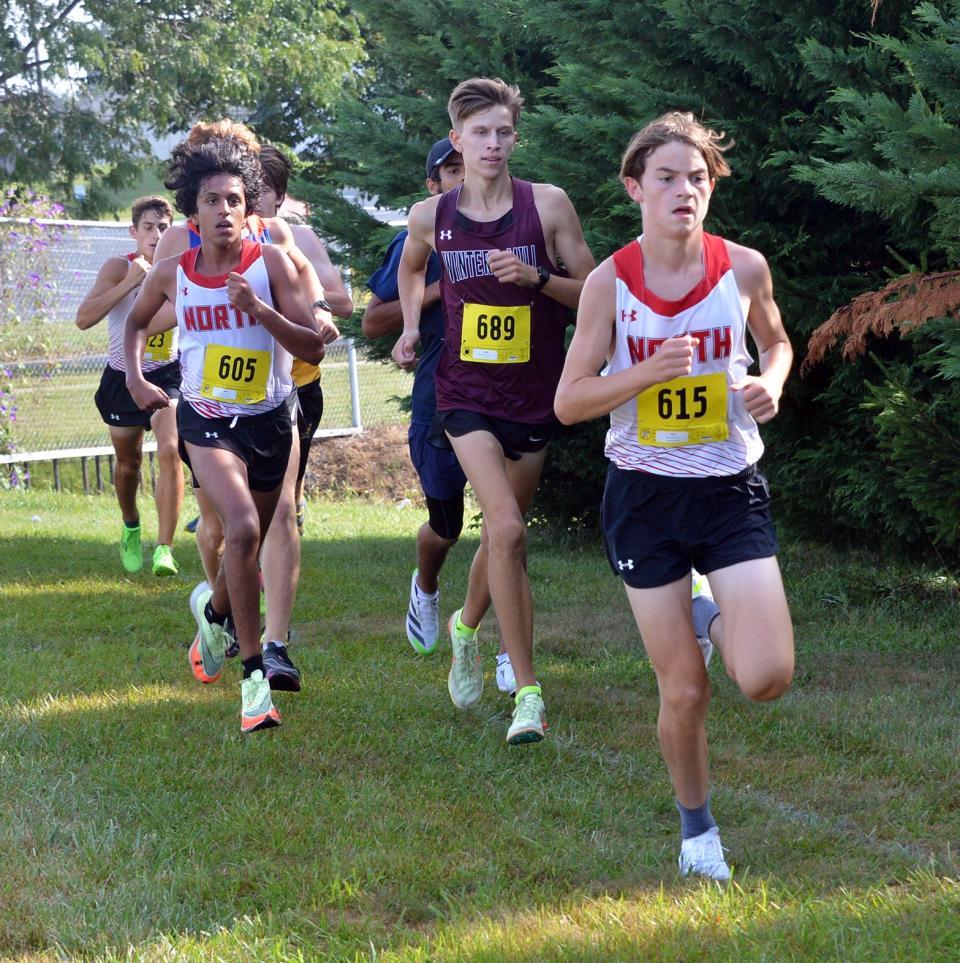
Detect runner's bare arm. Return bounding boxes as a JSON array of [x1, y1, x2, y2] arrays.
[[729, 245, 792, 424], [266, 219, 340, 344], [152, 224, 190, 262], [123, 258, 177, 410], [291, 224, 354, 319], [228, 244, 325, 365], [75, 256, 148, 329], [555, 259, 696, 424], [362, 281, 442, 339], [394, 198, 438, 368], [145, 301, 177, 335]]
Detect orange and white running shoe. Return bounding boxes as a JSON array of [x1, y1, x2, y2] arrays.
[[240, 669, 281, 734]]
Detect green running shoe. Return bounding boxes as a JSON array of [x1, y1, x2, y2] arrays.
[[447, 608, 483, 708], [120, 522, 143, 573], [241, 669, 281, 733], [152, 544, 178, 577], [188, 587, 226, 684], [506, 689, 546, 745]]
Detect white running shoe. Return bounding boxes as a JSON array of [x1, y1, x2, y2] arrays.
[[495, 651, 516, 697], [406, 569, 440, 655], [691, 568, 717, 668], [678, 826, 731, 881], [189, 580, 211, 624], [506, 690, 546, 745], [447, 609, 483, 708]]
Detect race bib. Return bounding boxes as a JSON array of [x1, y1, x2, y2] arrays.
[[143, 330, 173, 363], [200, 344, 270, 404], [460, 303, 530, 364], [636, 373, 729, 447]]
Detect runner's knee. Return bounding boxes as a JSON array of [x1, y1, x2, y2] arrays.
[[426, 493, 464, 541], [659, 675, 710, 718], [737, 655, 793, 703]]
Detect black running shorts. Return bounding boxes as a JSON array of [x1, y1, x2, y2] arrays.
[[295, 378, 324, 487], [94, 362, 181, 430], [430, 408, 559, 461], [601, 463, 779, 589], [177, 394, 295, 492]]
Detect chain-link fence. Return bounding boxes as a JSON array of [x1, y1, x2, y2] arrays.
[[0, 217, 411, 469]]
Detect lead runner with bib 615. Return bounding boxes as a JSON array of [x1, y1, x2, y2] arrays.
[[555, 112, 795, 880]]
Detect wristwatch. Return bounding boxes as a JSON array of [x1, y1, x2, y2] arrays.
[[535, 265, 551, 290], [311, 298, 332, 312]]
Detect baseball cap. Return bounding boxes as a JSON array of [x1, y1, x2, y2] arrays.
[[425, 137, 457, 179]]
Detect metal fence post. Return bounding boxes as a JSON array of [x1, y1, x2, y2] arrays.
[[347, 338, 362, 431]]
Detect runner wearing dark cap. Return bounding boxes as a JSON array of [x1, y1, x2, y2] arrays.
[[393, 79, 595, 745]]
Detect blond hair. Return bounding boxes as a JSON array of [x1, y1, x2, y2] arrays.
[[185, 119, 261, 153], [620, 112, 732, 183], [448, 77, 523, 129]]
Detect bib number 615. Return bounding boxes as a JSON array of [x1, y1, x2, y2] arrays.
[[657, 384, 707, 420]]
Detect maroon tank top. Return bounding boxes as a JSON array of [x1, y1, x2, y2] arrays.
[[434, 177, 569, 424]]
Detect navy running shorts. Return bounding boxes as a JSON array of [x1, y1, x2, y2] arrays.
[[601, 463, 779, 589], [409, 420, 467, 501]]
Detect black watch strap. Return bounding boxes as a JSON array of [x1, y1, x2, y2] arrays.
[[536, 265, 551, 290], [311, 298, 332, 312]]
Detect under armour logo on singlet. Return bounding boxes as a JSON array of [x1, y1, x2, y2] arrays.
[[617, 559, 634, 571], [439, 230, 452, 241]]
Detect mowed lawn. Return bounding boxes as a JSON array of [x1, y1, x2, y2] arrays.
[[1, 489, 959, 961]]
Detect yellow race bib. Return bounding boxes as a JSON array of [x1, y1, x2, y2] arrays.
[[460, 303, 530, 364], [637, 373, 729, 447], [143, 330, 173, 363], [200, 344, 270, 405]]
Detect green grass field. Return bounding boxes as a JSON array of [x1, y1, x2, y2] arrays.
[[1, 489, 959, 961]]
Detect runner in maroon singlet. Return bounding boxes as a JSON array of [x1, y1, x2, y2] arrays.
[[393, 77, 595, 745]]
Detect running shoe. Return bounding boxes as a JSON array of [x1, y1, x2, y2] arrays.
[[506, 689, 546, 745], [120, 522, 143, 573], [240, 669, 281, 733], [262, 640, 301, 692], [406, 569, 440, 655], [447, 608, 483, 708], [678, 826, 731, 881], [495, 651, 516, 697], [183, 515, 200, 533], [691, 568, 718, 668], [187, 586, 226, 684], [295, 498, 306, 537], [152, 544, 178, 577]]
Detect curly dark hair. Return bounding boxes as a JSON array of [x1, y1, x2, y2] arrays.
[[164, 137, 263, 217]]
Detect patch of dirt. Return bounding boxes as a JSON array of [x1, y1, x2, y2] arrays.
[[303, 423, 420, 501]]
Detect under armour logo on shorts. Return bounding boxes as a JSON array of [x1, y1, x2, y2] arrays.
[[204, 431, 218, 439], [109, 413, 120, 421], [439, 230, 452, 241], [617, 558, 634, 571]]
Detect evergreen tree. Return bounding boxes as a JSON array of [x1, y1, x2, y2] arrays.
[[302, 0, 923, 536]]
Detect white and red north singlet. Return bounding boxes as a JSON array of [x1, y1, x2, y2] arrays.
[[603, 233, 763, 476], [106, 254, 179, 373], [176, 239, 293, 418]]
